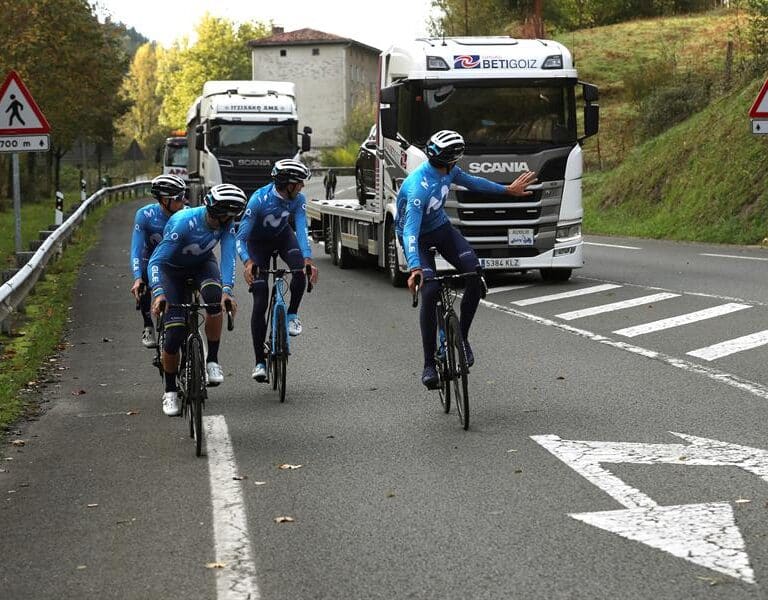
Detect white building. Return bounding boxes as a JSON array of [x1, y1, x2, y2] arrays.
[[248, 28, 380, 148]]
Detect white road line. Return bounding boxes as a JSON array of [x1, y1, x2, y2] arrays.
[[584, 242, 642, 250], [485, 284, 534, 295], [511, 283, 621, 306], [205, 415, 260, 600], [479, 297, 768, 401], [700, 253, 768, 262], [687, 330, 768, 361], [613, 303, 750, 338], [556, 292, 680, 321]]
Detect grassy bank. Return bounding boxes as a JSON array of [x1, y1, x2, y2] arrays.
[[583, 77, 768, 244], [0, 199, 117, 430]]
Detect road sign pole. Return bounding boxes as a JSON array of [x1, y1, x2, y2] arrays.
[[12, 152, 21, 254]]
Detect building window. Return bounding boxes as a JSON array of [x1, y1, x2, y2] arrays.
[[312, 48, 319, 56], [280, 49, 286, 57]]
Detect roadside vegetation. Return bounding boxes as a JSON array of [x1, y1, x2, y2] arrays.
[[0, 199, 117, 430]]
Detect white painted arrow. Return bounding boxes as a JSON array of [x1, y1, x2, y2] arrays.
[[531, 433, 768, 584]]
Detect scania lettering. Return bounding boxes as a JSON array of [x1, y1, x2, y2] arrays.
[[306, 37, 598, 284], [185, 80, 312, 204]]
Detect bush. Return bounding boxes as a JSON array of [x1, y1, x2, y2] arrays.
[[637, 71, 714, 139], [318, 142, 359, 167]]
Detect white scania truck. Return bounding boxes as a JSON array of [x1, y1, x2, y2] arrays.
[[186, 80, 312, 204], [306, 37, 599, 285]]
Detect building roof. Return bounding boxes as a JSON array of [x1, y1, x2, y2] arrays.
[[247, 28, 380, 55]]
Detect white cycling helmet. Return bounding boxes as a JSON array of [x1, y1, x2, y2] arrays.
[[203, 184, 247, 219], [271, 159, 311, 185], [425, 130, 465, 167], [150, 174, 186, 201]]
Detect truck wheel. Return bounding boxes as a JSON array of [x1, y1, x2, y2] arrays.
[[334, 219, 352, 269], [540, 268, 572, 282], [323, 220, 332, 255], [386, 224, 407, 287]]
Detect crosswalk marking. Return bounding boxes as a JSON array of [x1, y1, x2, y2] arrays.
[[585, 241, 642, 250], [556, 292, 680, 321], [700, 253, 768, 262], [613, 303, 751, 338], [687, 330, 768, 361], [486, 284, 533, 295], [511, 284, 621, 307]]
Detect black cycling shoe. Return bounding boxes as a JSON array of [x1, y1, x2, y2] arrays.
[[463, 339, 474, 368], [421, 365, 440, 389]]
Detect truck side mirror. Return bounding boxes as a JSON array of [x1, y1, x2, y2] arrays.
[[380, 86, 399, 105], [584, 104, 599, 138], [195, 125, 204, 151], [380, 107, 398, 140], [582, 82, 599, 103], [301, 129, 312, 153]]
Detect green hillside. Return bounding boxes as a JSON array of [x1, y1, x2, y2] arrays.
[[555, 9, 746, 169], [583, 77, 768, 244]]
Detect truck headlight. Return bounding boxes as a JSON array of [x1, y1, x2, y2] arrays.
[[426, 56, 450, 70], [556, 223, 581, 240], [542, 55, 563, 69]]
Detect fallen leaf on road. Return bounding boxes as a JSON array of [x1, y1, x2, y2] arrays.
[[99, 383, 108, 387], [102, 338, 113, 343], [71, 389, 86, 396], [274, 516, 295, 523], [696, 575, 725, 586], [206, 562, 226, 569], [678, 456, 688, 461], [386, 491, 396, 498], [87, 503, 99, 508], [233, 475, 248, 481], [735, 498, 751, 504], [514, 469, 523, 474], [506, 449, 517, 453], [126, 410, 140, 416], [253, 481, 267, 486], [556, 376, 565, 380], [10, 440, 25, 447], [278, 464, 302, 470], [76, 565, 87, 571]]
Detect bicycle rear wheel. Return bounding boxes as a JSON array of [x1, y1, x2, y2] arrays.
[[435, 311, 450, 413], [187, 334, 205, 456], [275, 305, 288, 403], [447, 314, 470, 430]]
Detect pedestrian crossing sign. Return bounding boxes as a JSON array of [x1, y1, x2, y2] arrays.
[[0, 70, 50, 135]]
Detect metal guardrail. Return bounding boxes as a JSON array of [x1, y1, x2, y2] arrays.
[[0, 180, 150, 328]]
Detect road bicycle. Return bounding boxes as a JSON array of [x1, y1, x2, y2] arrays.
[[253, 253, 313, 403], [413, 269, 486, 430], [153, 280, 233, 456]]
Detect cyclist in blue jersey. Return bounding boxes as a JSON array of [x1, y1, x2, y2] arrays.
[[396, 130, 538, 389], [148, 184, 247, 416], [236, 159, 318, 382], [129, 174, 187, 349]]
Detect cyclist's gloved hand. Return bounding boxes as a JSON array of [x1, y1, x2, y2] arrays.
[[223, 292, 237, 318], [407, 268, 422, 295], [130, 278, 145, 301], [305, 258, 318, 285], [151, 294, 166, 317]]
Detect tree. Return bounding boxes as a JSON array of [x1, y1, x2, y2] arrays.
[[158, 14, 270, 129], [0, 0, 127, 196], [117, 42, 163, 151]]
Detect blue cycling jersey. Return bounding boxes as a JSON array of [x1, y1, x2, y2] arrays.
[[129, 203, 170, 280], [395, 161, 507, 270], [236, 182, 312, 262], [148, 205, 237, 297]]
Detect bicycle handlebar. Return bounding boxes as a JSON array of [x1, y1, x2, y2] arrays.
[[410, 271, 487, 309], [251, 263, 314, 294]]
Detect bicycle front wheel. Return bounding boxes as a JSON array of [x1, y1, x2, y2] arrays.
[[436, 311, 450, 413], [187, 334, 205, 456], [447, 314, 470, 430], [275, 305, 288, 403]]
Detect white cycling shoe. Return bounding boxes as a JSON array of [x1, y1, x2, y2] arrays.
[[162, 391, 181, 417], [206, 362, 224, 386], [141, 326, 157, 348], [287, 315, 302, 337], [252, 363, 267, 382]]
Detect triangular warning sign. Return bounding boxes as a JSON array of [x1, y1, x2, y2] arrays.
[[749, 78, 768, 118], [0, 70, 50, 135]]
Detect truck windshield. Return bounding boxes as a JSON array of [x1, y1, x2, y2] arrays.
[[165, 144, 188, 167], [213, 123, 297, 156], [402, 80, 577, 151]]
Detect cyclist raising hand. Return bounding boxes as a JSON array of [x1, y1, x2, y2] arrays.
[[396, 130, 537, 389], [148, 184, 246, 416], [236, 159, 318, 382]]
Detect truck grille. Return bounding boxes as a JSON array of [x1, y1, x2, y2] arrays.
[[458, 206, 541, 220], [219, 166, 272, 198]]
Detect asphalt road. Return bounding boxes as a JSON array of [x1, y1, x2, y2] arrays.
[[4, 176, 768, 599]]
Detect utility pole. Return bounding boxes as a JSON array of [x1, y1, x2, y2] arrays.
[[534, 0, 544, 38]]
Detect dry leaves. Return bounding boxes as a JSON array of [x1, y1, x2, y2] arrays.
[[126, 410, 140, 416], [274, 516, 295, 523], [232, 475, 248, 481], [206, 562, 226, 569], [735, 498, 751, 504], [86, 503, 99, 508], [253, 481, 267, 486], [278, 464, 302, 470], [71, 389, 86, 396], [10, 440, 25, 447]]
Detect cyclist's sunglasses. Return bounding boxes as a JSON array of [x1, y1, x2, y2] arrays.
[[160, 192, 186, 202]]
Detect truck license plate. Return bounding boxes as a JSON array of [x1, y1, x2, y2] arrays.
[[508, 228, 534, 246], [480, 257, 521, 268]]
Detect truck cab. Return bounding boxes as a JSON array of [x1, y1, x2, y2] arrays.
[[186, 81, 312, 204], [378, 37, 599, 281]]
